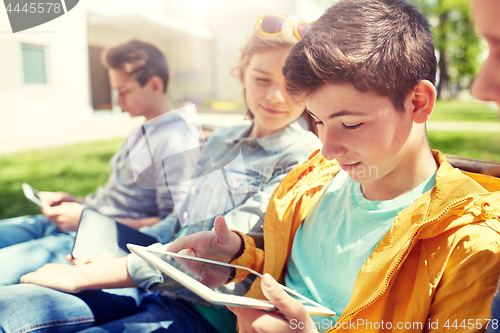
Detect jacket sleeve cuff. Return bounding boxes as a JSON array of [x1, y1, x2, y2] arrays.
[[229, 230, 257, 283], [126, 243, 164, 291]]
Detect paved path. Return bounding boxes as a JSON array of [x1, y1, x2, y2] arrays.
[[0, 115, 145, 156], [427, 121, 500, 132]]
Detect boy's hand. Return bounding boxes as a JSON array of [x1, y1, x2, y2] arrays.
[[167, 215, 242, 263], [38, 191, 78, 207], [20, 263, 86, 293], [42, 202, 84, 232], [229, 274, 318, 333]]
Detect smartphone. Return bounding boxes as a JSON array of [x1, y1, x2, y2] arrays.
[[22, 183, 48, 208]]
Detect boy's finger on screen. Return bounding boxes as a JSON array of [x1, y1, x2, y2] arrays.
[[261, 273, 305, 321]]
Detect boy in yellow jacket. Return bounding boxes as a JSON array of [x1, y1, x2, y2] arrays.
[[169, 0, 500, 332]]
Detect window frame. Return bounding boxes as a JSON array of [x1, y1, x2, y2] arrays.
[[20, 42, 50, 88]]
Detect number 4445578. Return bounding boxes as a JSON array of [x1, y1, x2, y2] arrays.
[[5, 3, 62, 14], [443, 319, 498, 330]]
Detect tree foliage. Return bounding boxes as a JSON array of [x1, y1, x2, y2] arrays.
[[410, 0, 483, 98]]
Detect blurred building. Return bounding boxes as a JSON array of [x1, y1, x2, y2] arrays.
[[0, 0, 330, 154]]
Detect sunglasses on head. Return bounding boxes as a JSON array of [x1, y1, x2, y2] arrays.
[[254, 15, 311, 40]]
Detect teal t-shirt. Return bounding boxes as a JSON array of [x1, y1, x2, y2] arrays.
[[285, 170, 436, 331]]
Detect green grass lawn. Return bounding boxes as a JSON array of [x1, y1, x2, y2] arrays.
[[0, 127, 499, 220], [428, 130, 500, 161], [0, 138, 123, 219], [430, 100, 500, 122]]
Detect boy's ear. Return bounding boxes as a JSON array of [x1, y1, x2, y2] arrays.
[[408, 80, 436, 124], [148, 76, 165, 94]]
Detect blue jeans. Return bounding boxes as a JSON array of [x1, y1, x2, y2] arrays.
[[0, 284, 218, 333], [0, 215, 74, 286], [488, 279, 500, 333]]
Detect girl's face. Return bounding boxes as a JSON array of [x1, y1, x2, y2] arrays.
[[243, 47, 305, 138]]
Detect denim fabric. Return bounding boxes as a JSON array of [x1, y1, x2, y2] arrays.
[[0, 284, 139, 333], [488, 283, 500, 332], [0, 215, 59, 248], [79, 292, 219, 333], [0, 215, 74, 286], [132, 117, 322, 296], [0, 285, 216, 333]]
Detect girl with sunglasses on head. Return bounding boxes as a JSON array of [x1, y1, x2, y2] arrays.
[[0, 15, 318, 333]]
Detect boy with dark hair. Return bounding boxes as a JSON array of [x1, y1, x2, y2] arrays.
[[168, 0, 500, 331], [103, 40, 170, 94], [0, 39, 202, 286]]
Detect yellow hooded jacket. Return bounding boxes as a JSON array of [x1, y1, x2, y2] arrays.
[[233, 150, 500, 332]]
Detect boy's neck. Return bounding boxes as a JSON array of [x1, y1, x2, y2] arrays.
[[144, 96, 173, 121], [360, 140, 438, 201]]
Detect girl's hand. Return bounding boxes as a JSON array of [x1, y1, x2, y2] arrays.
[[166, 216, 243, 288], [167, 215, 242, 263], [20, 264, 86, 293]]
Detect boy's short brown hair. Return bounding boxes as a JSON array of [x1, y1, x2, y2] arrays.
[[102, 40, 169, 93], [283, 0, 437, 112]]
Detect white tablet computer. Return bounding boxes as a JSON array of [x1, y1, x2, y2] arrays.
[[127, 244, 335, 316]]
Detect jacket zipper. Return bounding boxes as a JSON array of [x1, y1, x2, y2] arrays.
[[328, 194, 476, 332]]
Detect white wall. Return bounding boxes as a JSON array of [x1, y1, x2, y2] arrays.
[[0, 5, 91, 147], [0, 0, 213, 154]]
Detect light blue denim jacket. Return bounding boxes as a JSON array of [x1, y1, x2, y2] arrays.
[[127, 116, 321, 301]]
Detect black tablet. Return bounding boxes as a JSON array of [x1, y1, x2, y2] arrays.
[[72, 208, 157, 258]]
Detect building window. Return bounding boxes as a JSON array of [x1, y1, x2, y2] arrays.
[[22, 44, 47, 84]]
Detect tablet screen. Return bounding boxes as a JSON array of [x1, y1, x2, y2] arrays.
[[145, 247, 334, 313]]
